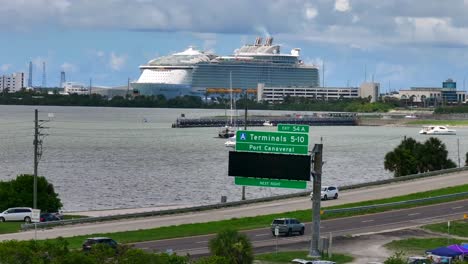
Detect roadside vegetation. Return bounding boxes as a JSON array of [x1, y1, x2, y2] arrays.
[[385, 237, 467, 255], [18, 183, 468, 249], [384, 137, 456, 177], [255, 251, 353, 263], [385, 220, 468, 256], [422, 220, 468, 237]]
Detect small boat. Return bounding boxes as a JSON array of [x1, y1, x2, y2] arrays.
[[224, 135, 236, 147], [263, 120, 273, 126], [218, 126, 235, 138], [419, 125, 456, 135]]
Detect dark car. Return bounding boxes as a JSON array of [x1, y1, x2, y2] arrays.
[[40, 213, 61, 222], [82, 237, 118, 252]]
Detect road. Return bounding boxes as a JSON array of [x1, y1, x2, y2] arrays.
[[0, 171, 467, 241], [133, 199, 468, 256]]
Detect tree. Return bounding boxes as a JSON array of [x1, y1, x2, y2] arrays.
[[384, 138, 420, 177], [384, 137, 456, 177], [209, 229, 253, 264], [0, 174, 62, 212]]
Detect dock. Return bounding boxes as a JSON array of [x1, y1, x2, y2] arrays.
[[172, 114, 358, 128]]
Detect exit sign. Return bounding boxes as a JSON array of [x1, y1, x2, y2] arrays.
[[277, 124, 310, 133]]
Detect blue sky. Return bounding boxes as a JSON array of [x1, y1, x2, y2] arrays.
[[2, 0, 468, 92]]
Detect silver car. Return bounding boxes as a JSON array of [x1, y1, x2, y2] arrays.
[[271, 218, 305, 236], [0, 207, 33, 222]]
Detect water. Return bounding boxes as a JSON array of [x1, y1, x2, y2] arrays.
[[0, 105, 466, 211]]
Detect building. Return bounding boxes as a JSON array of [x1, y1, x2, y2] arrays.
[[396, 79, 466, 105], [63, 82, 89, 95], [0, 72, 25, 93], [359, 82, 380, 103], [257, 82, 379, 103]]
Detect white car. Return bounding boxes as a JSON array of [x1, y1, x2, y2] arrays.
[[0, 207, 33, 222], [310, 186, 339, 200]]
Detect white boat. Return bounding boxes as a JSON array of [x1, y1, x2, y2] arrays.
[[224, 135, 236, 147], [263, 120, 273, 126], [419, 125, 456, 135], [218, 126, 235, 138]]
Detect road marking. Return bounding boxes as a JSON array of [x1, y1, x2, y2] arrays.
[[361, 220, 374, 223], [452, 206, 463, 209], [196, 240, 209, 244], [408, 213, 420, 216], [256, 233, 271, 237]]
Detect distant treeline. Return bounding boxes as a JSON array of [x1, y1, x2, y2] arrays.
[[434, 105, 468, 114], [0, 91, 397, 112]]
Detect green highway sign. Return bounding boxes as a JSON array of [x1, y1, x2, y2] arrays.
[[234, 177, 307, 189], [277, 124, 310, 133], [235, 142, 308, 155], [235, 130, 309, 155]]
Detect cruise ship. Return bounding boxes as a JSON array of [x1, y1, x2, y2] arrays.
[[131, 37, 320, 98]]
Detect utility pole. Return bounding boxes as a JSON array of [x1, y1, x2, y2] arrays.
[[33, 109, 38, 209], [309, 144, 323, 257], [33, 109, 49, 209]]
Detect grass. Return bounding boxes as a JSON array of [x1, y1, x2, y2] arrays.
[[385, 238, 468, 255], [0, 222, 23, 234], [405, 120, 468, 126], [384, 220, 468, 256], [255, 251, 353, 263], [422, 220, 468, 237], [0, 215, 86, 235], [33, 183, 468, 249]]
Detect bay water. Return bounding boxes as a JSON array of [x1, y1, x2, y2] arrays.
[[0, 105, 466, 211]]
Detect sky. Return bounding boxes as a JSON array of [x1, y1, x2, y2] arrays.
[[2, 0, 468, 92]]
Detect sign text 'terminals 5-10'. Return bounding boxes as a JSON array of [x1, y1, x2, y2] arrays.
[[235, 130, 308, 155]]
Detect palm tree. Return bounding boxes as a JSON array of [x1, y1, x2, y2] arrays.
[[208, 229, 253, 264]]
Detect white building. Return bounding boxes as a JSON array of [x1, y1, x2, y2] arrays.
[[359, 82, 380, 103], [0, 72, 25, 93], [257, 82, 380, 103], [63, 82, 89, 95]]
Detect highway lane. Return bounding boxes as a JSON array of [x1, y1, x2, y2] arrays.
[[1, 171, 467, 241], [133, 199, 468, 256]]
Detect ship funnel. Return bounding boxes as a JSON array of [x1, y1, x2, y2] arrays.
[[255, 37, 262, 46], [265, 37, 273, 46]]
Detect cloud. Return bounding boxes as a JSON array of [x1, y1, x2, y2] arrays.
[[305, 7, 318, 20], [2, 1, 468, 50], [334, 0, 351, 12], [109, 52, 127, 71], [1, 64, 12, 72]]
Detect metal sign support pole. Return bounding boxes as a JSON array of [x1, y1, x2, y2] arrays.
[[309, 144, 322, 257]]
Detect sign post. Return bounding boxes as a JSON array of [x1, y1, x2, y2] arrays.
[[31, 209, 40, 240], [275, 226, 279, 254]]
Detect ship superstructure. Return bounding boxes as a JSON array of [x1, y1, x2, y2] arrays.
[[132, 37, 320, 98]]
